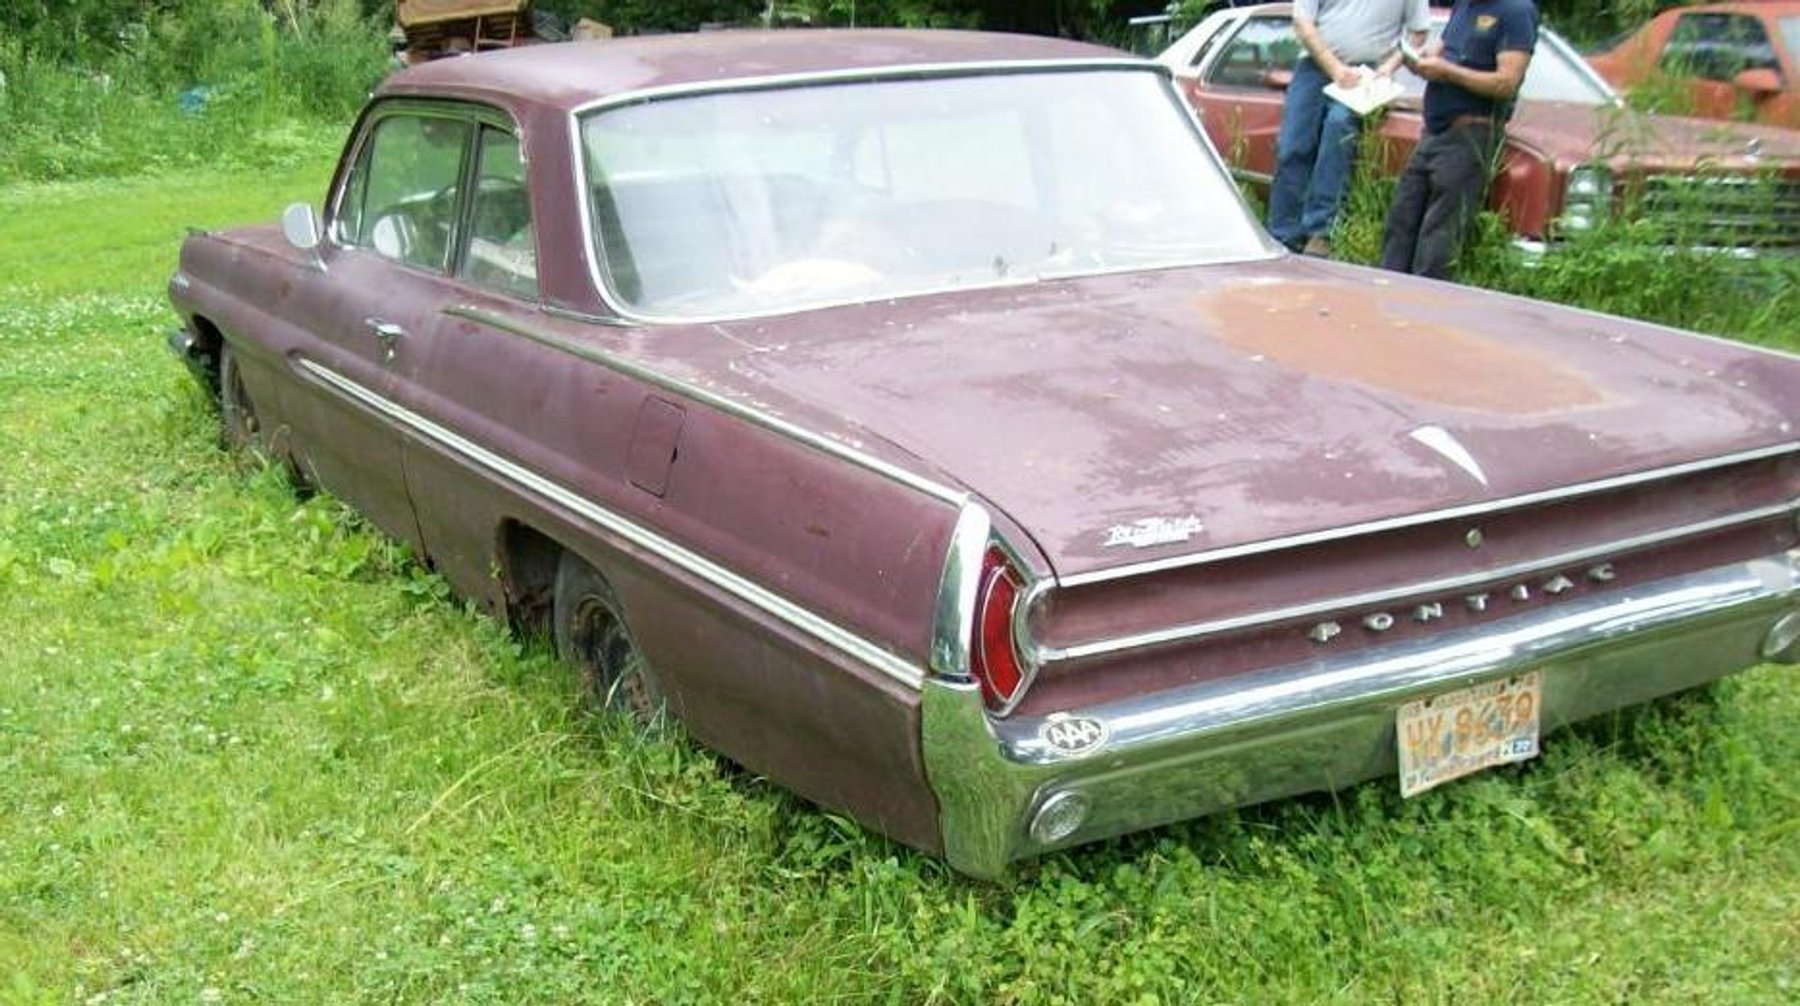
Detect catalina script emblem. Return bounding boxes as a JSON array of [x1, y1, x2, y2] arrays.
[[1103, 514, 1204, 549], [1039, 715, 1109, 756]]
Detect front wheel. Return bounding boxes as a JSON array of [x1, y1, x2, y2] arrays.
[[552, 551, 665, 721], [217, 342, 260, 455]]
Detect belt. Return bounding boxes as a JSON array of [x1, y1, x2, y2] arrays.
[[1450, 113, 1496, 128]]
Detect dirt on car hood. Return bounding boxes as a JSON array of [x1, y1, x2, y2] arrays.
[[664, 259, 1799, 578]]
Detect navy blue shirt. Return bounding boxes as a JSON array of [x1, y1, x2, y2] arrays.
[[1423, 0, 1539, 134]]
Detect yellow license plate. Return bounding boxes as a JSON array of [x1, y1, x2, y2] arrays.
[[1397, 671, 1542, 798]]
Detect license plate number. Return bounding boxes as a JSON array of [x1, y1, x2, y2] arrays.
[[1397, 671, 1542, 798]]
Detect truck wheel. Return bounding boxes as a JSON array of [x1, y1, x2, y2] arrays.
[[553, 551, 665, 721]]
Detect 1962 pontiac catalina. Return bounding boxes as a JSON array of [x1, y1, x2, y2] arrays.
[[166, 29, 1800, 878]]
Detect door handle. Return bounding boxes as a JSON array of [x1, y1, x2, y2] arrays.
[[364, 317, 405, 360]]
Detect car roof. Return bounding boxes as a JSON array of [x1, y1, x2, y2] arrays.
[[1684, 1, 1800, 10], [378, 29, 1132, 114]]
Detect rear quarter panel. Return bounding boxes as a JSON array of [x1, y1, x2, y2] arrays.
[[391, 301, 969, 851]]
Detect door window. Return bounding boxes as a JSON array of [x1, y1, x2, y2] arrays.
[[1664, 13, 1781, 82], [1205, 17, 1303, 89], [459, 128, 538, 298], [337, 113, 472, 272]]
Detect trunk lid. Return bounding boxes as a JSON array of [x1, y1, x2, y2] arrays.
[[684, 258, 1798, 580]]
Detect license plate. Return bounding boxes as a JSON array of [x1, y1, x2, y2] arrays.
[[1397, 671, 1542, 798]]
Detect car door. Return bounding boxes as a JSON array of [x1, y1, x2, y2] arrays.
[[281, 103, 481, 552], [380, 119, 636, 612]]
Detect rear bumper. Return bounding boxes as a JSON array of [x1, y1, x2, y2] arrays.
[[921, 549, 1800, 879]]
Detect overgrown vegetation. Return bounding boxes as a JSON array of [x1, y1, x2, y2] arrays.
[[1329, 109, 1800, 352], [2, 2, 1797, 1000], [0, 0, 383, 181]]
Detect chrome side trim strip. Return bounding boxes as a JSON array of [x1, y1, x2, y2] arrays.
[[1038, 498, 1800, 664], [1058, 441, 1800, 587], [293, 357, 926, 690], [443, 305, 967, 506]]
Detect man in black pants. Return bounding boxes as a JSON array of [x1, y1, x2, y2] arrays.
[[1380, 0, 1536, 279]]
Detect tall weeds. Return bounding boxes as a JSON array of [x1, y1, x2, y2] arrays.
[[1328, 116, 1799, 351], [0, 0, 386, 182]]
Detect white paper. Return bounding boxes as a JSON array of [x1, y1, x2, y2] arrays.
[[1323, 73, 1404, 116]]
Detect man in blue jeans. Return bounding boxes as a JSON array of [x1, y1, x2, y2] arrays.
[[1270, 0, 1429, 256], [1381, 0, 1537, 278]]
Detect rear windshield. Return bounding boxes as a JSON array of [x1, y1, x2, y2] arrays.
[[578, 68, 1269, 320]]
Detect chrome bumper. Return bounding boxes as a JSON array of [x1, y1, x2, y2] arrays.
[[1511, 237, 1800, 263], [921, 551, 1800, 879]]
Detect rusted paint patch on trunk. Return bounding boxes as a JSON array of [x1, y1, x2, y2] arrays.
[[1199, 280, 1606, 414]]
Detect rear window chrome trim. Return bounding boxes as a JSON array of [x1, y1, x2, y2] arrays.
[[566, 58, 1169, 119], [566, 61, 1278, 326]]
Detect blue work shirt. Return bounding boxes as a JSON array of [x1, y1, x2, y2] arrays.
[[1423, 0, 1538, 134]]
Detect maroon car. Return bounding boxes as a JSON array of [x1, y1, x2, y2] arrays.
[[167, 29, 1800, 878], [1161, 3, 1800, 253]]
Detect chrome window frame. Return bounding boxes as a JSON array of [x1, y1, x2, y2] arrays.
[[325, 97, 534, 289], [565, 59, 1279, 326]]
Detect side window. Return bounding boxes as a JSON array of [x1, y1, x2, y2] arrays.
[[337, 113, 471, 272], [1205, 17, 1302, 89], [460, 128, 538, 299], [1187, 23, 1226, 70], [1665, 13, 1779, 81]]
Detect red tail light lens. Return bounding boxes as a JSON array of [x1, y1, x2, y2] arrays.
[[971, 547, 1025, 710]]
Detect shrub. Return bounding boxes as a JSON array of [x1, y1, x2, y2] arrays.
[[0, 0, 385, 183]]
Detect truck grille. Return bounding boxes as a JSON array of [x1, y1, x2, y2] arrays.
[[1633, 174, 1800, 251]]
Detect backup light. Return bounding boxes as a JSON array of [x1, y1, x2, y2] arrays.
[[1029, 792, 1091, 845], [1763, 610, 1800, 664]]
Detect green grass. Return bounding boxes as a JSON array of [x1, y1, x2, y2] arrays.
[[1, 152, 1798, 1003]]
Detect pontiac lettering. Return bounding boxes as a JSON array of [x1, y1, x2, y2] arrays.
[[1307, 564, 1620, 644]]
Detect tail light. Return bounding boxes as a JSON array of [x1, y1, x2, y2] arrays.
[[971, 547, 1027, 710]]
